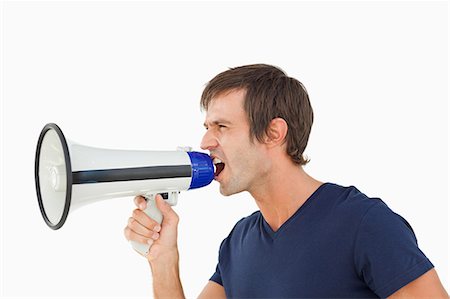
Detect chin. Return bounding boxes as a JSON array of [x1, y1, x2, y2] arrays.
[[219, 187, 232, 196], [219, 184, 244, 197]]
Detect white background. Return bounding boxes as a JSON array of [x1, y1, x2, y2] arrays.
[[1, 1, 448, 298]]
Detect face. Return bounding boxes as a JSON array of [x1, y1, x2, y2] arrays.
[[201, 89, 270, 196]]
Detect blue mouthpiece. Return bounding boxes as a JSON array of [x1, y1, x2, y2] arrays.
[[187, 151, 214, 189]]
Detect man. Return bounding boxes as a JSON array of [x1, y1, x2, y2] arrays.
[[124, 64, 448, 298]]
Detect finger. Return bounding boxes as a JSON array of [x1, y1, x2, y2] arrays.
[[127, 217, 160, 239], [123, 227, 154, 245], [155, 194, 179, 224], [132, 208, 161, 230], [134, 196, 147, 210]]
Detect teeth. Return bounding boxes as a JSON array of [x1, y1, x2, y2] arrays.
[[213, 158, 223, 164]]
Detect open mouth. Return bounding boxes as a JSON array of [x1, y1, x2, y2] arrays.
[[213, 158, 225, 177]]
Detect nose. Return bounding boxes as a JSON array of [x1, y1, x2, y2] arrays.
[[200, 129, 219, 151]]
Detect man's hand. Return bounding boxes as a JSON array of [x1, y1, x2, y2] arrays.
[[124, 194, 180, 261], [124, 194, 185, 298]]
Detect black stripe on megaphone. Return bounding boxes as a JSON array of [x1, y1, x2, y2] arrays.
[[72, 165, 191, 184]]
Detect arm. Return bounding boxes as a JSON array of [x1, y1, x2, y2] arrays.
[[388, 269, 449, 299], [198, 281, 226, 299], [124, 194, 185, 298]]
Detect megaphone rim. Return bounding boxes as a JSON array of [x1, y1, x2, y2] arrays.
[[35, 123, 73, 230]]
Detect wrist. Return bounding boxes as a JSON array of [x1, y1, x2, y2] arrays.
[[148, 246, 179, 269], [149, 259, 180, 280], [148, 248, 185, 299]]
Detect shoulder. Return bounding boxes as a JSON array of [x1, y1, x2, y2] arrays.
[[322, 183, 418, 246], [321, 183, 388, 218], [333, 184, 412, 233], [227, 210, 261, 238], [217, 211, 261, 250], [356, 198, 417, 243], [327, 184, 433, 297], [235, 210, 261, 229], [316, 183, 413, 239], [347, 193, 433, 297]]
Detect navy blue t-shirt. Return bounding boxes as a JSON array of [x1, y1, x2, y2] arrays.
[[210, 183, 433, 298]]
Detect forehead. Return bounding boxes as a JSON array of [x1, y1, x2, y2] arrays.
[[204, 89, 247, 124]]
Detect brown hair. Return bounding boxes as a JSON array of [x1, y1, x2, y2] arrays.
[[200, 64, 313, 165]]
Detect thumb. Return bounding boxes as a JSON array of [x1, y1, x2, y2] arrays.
[[155, 194, 179, 224]]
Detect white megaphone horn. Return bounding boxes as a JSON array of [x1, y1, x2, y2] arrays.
[[34, 123, 214, 256]]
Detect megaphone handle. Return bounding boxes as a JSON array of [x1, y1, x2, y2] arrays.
[[130, 194, 163, 256]]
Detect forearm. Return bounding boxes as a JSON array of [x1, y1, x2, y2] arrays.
[[149, 249, 185, 299]]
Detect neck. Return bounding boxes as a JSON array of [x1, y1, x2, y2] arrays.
[[249, 161, 323, 232]]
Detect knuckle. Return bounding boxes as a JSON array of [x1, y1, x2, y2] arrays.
[[132, 209, 141, 218], [149, 218, 158, 227]]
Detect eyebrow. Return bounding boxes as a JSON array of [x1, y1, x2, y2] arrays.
[[203, 119, 233, 128]]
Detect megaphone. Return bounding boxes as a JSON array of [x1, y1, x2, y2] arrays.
[[34, 123, 214, 256]]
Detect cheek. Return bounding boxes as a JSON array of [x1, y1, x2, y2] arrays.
[[231, 142, 265, 170], [219, 133, 244, 155], [221, 130, 258, 164]]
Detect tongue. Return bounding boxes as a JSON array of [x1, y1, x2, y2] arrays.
[[215, 163, 225, 176]]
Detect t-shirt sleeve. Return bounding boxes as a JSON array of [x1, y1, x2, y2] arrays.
[[209, 217, 248, 287], [209, 237, 228, 286], [353, 202, 434, 297], [210, 263, 223, 286]]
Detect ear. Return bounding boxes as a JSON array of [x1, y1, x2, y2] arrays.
[[264, 118, 288, 147]]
